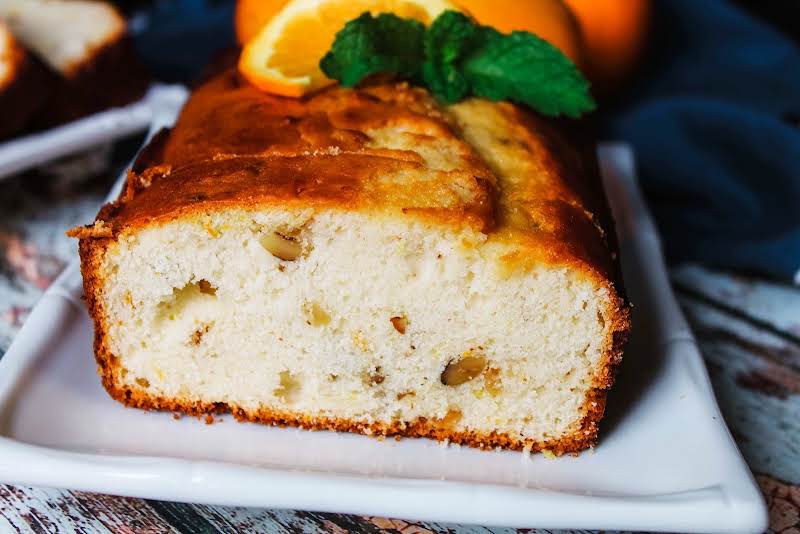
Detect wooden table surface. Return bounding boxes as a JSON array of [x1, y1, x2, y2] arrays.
[[0, 143, 797, 534]]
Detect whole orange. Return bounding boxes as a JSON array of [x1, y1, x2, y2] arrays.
[[234, 0, 285, 46], [235, 0, 584, 65], [563, 0, 650, 86], [455, 0, 585, 65]]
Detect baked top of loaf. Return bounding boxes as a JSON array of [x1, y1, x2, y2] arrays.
[[73, 67, 629, 454], [91, 68, 618, 285]]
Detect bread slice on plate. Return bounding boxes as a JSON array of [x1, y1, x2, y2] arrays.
[[70, 68, 630, 455], [0, 0, 148, 126], [0, 22, 47, 139]]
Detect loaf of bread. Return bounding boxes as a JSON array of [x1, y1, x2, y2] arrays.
[[71, 67, 630, 454], [0, 22, 46, 140], [0, 0, 148, 133]]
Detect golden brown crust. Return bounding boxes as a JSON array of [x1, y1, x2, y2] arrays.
[[102, 154, 494, 233], [74, 68, 631, 454], [158, 70, 487, 171], [83, 69, 496, 234], [102, 376, 609, 455]]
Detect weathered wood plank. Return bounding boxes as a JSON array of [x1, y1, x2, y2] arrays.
[[672, 264, 800, 339], [0, 167, 109, 355], [759, 474, 800, 534], [677, 294, 800, 482], [188, 506, 298, 533], [143, 500, 223, 533], [186, 496, 606, 534], [673, 263, 800, 534], [185, 505, 594, 534], [0, 485, 178, 533]]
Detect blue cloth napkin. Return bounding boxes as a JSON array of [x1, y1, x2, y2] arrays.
[[606, 0, 800, 282], [131, 0, 800, 282], [131, 0, 235, 83]]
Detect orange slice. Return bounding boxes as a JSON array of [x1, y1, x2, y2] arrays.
[[238, 0, 462, 97]]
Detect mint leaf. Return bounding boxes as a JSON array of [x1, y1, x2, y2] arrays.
[[463, 31, 595, 117], [320, 12, 425, 87], [423, 11, 595, 116], [422, 11, 486, 104], [319, 10, 595, 118]]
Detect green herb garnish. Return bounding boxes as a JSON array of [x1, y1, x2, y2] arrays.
[[421, 10, 486, 104], [320, 10, 595, 118], [319, 12, 426, 87]]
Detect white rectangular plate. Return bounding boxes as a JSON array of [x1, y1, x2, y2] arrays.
[[0, 144, 767, 533], [0, 84, 188, 181]]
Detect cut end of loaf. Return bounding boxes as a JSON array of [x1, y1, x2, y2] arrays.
[[0, 0, 124, 76], [81, 208, 627, 453]]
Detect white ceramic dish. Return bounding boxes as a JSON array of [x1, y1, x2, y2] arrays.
[[0, 144, 767, 533], [0, 84, 188, 181]]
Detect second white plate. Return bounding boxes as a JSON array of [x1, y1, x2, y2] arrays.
[[0, 84, 188, 181]]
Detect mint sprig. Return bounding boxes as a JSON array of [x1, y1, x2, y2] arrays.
[[421, 10, 486, 104], [320, 10, 595, 118], [319, 12, 425, 87]]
